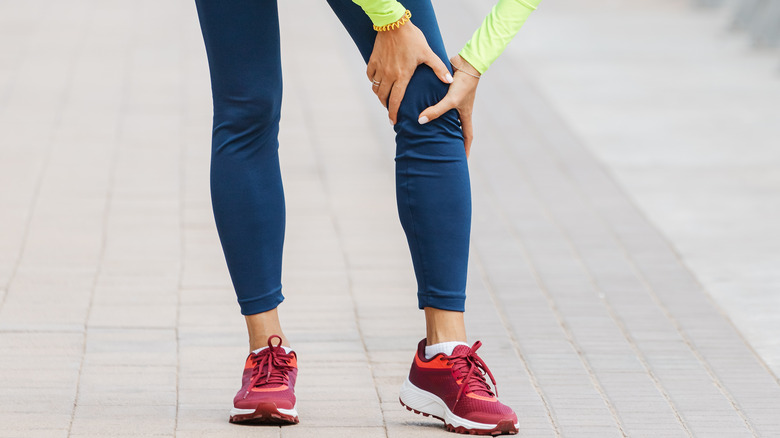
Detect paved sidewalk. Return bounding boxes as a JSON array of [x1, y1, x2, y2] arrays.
[[0, 0, 778, 437], [495, 0, 780, 374]]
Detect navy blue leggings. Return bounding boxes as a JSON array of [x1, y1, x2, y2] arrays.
[[194, 0, 471, 315]]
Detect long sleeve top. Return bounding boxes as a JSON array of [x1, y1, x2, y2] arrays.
[[352, 0, 541, 74]]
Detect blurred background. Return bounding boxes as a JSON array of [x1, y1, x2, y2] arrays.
[[0, 0, 778, 436], [459, 0, 780, 372]]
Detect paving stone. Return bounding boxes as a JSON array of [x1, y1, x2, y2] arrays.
[[281, 427, 386, 438], [70, 405, 176, 436], [0, 412, 74, 434], [176, 430, 279, 438]]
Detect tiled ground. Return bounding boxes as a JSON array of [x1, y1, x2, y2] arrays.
[[0, 0, 778, 437], [496, 0, 780, 374]]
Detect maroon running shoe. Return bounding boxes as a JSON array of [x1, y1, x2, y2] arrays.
[[399, 339, 518, 435], [229, 335, 298, 425]]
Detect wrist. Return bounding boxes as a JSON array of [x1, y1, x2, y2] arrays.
[[373, 9, 411, 32], [451, 55, 481, 78], [355, 0, 407, 28]]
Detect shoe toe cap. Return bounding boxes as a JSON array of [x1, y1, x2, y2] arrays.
[[233, 391, 296, 410]]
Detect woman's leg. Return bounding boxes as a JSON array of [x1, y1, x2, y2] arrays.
[[327, 4, 518, 434], [327, 0, 472, 328], [194, 0, 289, 342], [194, 0, 298, 426]]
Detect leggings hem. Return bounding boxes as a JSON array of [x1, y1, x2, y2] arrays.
[[417, 293, 466, 313], [238, 287, 285, 315]]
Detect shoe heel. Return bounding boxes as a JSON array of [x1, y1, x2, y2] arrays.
[[399, 377, 446, 420]]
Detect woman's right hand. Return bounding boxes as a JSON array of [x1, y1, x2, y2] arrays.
[[418, 55, 480, 158]]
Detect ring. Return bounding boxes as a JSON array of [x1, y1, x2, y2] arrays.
[[372, 79, 381, 87]]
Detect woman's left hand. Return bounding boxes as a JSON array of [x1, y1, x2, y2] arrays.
[[418, 55, 480, 158]]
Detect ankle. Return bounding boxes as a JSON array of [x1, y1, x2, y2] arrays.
[[249, 333, 289, 352], [424, 340, 468, 359], [427, 333, 467, 345], [424, 307, 467, 345], [245, 308, 288, 351]]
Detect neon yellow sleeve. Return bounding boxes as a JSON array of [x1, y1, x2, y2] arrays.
[[352, 0, 407, 27], [459, 0, 542, 74]]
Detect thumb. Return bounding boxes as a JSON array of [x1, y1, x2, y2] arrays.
[[418, 98, 454, 125], [423, 51, 453, 84]]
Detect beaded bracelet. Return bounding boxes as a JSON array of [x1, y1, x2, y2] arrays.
[[373, 10, 412, 32]]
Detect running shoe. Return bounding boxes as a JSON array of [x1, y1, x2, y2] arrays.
[[229, 334, 299, 425], [399, 339, 518, 435]]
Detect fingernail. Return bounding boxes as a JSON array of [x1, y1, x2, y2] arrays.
[[390, 119, 395, 126], [445, 73, 453, 83], [418, 116, 429, 125]]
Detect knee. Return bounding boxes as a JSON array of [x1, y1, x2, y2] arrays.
[[212, 92, 282, 152], [394, 66, 463, 150], [398, 66, 451, 121], [393, 84, 464, 165]]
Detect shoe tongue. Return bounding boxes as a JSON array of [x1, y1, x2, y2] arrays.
[[251, 349, 292, 388], [253, 367, 287, 389], [451, 345, 472, 356], [449, 345, 493, 397], [253, 345, 293, 355]]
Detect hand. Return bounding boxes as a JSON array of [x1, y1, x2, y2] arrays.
[[367, 21, 453, 125], [418, 55, 480, 158]]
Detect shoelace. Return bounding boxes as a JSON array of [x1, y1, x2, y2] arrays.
[[245, 335, 294, 394], [446, 341, 498, 405]]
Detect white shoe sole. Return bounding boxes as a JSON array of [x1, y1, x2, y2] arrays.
[[399, 377, 518, 435], [230, 405, 297, 417], [229, 403, 298, 424]]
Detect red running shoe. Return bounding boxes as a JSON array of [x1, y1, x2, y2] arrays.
[[399, 339, 518, 435], [229, 335, 299, 425]]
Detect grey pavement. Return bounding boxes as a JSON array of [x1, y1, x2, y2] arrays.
[[497, 0, 780, 375], [0, 0, 779, 437]]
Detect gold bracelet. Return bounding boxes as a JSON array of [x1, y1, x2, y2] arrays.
[[373, 10, 412, 32], [452, 64, 481, 79]]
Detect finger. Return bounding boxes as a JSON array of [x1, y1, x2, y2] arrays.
[[423, 51, 453, 84], [367, 62, 378, 82], [460, 111, 474, 158], [376, 79, 393, 109], [388, 79, 409, 124], [371, 78, 382, 94], [418, 97, 455, 125]]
